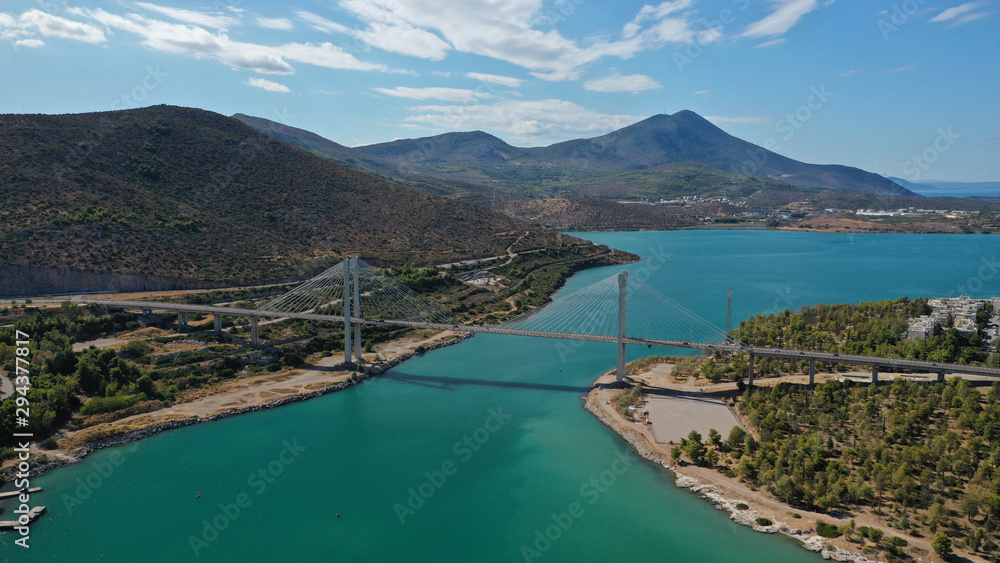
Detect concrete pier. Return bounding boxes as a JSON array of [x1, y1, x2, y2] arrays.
[[0, 506, 45, 529], [214, 315, 222, 334], [809, 359, 816, 386], [178, 311, 188, 328], [747, 353, 755, 388], [250, 316, 259, 347], [0, 487, 41, 501], [872, 365, 879, 383]]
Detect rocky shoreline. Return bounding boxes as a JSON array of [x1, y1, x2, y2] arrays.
[[2, 332, 474, 483], [583, 391, 883, 563]]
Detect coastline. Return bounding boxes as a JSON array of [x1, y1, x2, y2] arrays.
[[584, 387, 888, 563], [0, 332, 474, 484]]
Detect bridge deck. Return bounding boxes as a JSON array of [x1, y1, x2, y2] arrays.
[[18, 298, 1000, 379]]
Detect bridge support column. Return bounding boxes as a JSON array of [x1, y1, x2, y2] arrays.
[[141, 308, 152, 316], [872, 365, 879, 384], [937, 371, 946, 383], [351, 257, 362, 361], [809, 360, 816, 387], [616, 271, 628, 384], [250, 316, 259, 347], [214, 315, 222, 335], [747, 353, 755, 389], [178, 311, 188, 329], [343, 258, 353, 365]]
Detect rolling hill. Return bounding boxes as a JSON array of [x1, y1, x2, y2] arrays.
[[0, 105, 581, 293]]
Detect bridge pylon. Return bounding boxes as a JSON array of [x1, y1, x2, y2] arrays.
[[351, 256, 362, 361], [616, 271, 627, 383], [343, 258, 353, 365]]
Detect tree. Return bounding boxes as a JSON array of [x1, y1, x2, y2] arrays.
[[708, 428, 722, 448], [726, 426, 747, 451], [683, 430, 705, 465], [931, 532, 952, 558]]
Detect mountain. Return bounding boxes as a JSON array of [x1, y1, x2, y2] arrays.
[[231, 113, 390, 174], [357, 130, 528, 165], [0, 105, 569, 288], [352, 110, 913, 197]]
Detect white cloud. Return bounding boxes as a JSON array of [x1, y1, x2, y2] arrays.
[[373, 86, 485, 102], [295, 11, 351, 34], [466, 72, 522, 87], [402, 98, 643, 145], [256, 16, 294, 31], [354, 20, 450, 60], [584, 72, 661, 93], [15, 9, 106, 43], [246, 77, 292, 92], [135, 2, 238, 30], [694, 89, 711, 96], [929, 2, 986, 22], [754, 38, 786, 48], [743, 0, 819, 38], [705, 115, 775, 125], [15, 38, 45, 48], [929, 2, 991, 26], [72, 8, 388, 75], [337, 0, 701, 81], [838, 68, 862, 78]]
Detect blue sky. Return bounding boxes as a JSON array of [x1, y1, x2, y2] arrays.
[[1, 0, 997, 181]]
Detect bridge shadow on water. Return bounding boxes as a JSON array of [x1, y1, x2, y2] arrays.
[[380, 371, 592, 394]]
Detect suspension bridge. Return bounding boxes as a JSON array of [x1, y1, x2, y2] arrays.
[[21, 257, 1000, 385]]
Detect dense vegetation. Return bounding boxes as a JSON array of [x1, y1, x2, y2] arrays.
[[693, 379, 1000, 560], [666, 297, 1000, 560], [730, 297, 998, 377], [0, 105, 564, 286]]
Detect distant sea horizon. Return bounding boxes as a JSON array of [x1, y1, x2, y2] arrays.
[[910, 187, 1000, 199]]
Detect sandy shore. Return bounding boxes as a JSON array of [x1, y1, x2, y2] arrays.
[[585, 368, 986, 563]]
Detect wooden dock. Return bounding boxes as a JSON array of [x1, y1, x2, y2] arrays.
[[0, 506, 46, 529], [0, 487, 41, 501]]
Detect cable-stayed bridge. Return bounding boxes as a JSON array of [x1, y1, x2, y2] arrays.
[[24, 257, 1000, 384]]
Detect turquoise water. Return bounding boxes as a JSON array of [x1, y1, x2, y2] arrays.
[[7, 231, 1000, 562]]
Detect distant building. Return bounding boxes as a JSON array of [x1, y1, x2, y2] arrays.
[[909, 296, 989, 340]]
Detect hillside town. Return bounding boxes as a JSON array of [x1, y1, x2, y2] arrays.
[[907, 295, 1000, 342]]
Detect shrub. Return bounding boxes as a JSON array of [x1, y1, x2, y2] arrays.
[[816, 521, 842, 538], [735, 503, 749, 511], [80, 395, 140, 415], [755, 518, 773, 526]]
